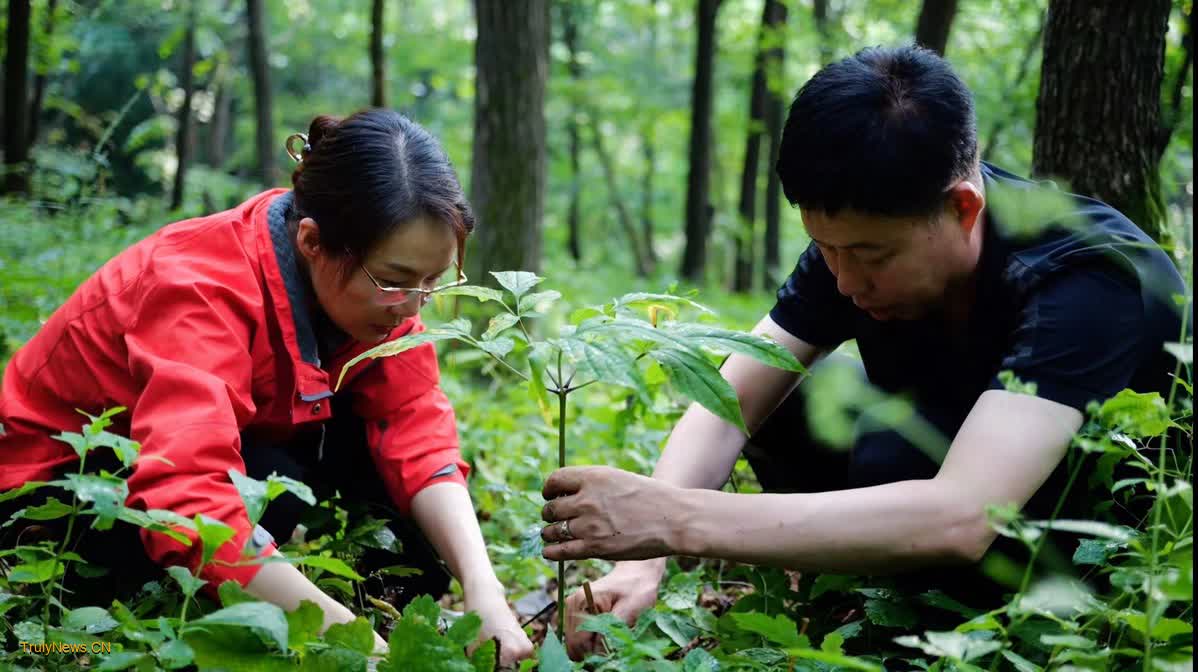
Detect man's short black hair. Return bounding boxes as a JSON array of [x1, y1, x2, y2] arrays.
[[776, 44, 978, 218]]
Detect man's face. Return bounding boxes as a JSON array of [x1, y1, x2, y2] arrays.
[[802, 203, 976, 322]]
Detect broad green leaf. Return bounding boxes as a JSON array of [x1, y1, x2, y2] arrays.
[[1030, 519, 1135, 542], [786, 647, 884, 671], [55, 473, 128, 523], [650, 347, 747, 432], [661, 571, 702, 610], [8, 558, 64, 583], [157, 638, 195, 669], [300, 648, 368, 672], [680, 647, 720, 672], [519, 290, 562, 315], [284, 600, 324, 649], [324, 617, 376, 654], [613, 292, 714, 316], [219, 580, 259, 606], [54, 431, 91, 457], [1163, 341, 1192, 364], [1097, 390, 1174, 438], [229, 470, 269, 524], [336, 326, 468, 390], [1001, 650, 1043, 672], [184, 601, 290, 652], [0, 480, 48, 503], [116, 507, 195, 545], [729, 612, 802, 648], [265, 474, 317, 507], [1039, 633, 1096, 648], [469, 639, 497, 672], [298, 555, 366, 581], [16, 496, 75, 521], [667, 322, 805, 372], [491, 271, 543, 298], [482, 312, 520, 340], [477, 337, 515, 358], [403, 594, 443, 626], [445, 612, 482, 648], [63, 606, 119, 634], [1073, 538, 1123, 566], [194, 514, 237, 568], [537, 632, 573, 672], [165, 565, 206, 599], [95, 652, 152, 671], [556, 336, 649, 398], [654, 609, 700, 647], [1117, 611, 1193, 640], [864, 597, 918, 628], [437, 284, 506, 304]]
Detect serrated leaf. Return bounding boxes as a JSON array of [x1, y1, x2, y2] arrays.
[[537, 632, 573, 672], [650, 347, 746, 433], [55, 473, 128, 524], [1097, 390, 1175, 438], [1002, 650, 1043, 672], [519, 290, 562, 315], [325, 617, 377, 655], [336, 327, 468, 390], [0, 480, 49, 502], [157, 638, 196, 669], [491, 271, 543, 298], [477, 337, 515, 358], [654, 609, 699, 647], [667, 323, 805, 372], [8, 558, 65, 583], [16, 496, 74, 521], [864, 597, 918, 628], [218, 580, 258, 607], [482, 313, 520, 340], [445, 612, 482, 648], [662, 571, 702, 610], [184, 601, 290, 652], [470, 638, 497, 672], [194, 514, 237, 568], [285, 600, 324, 650], [557, 336, 648, 397], [681, 647, 719, 671], [437, 284, 506, 304], [614, 292, 714, 315], [63, 606, 119, 634]]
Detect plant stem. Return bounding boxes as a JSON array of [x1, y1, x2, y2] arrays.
[[556, 351, 568, 637]]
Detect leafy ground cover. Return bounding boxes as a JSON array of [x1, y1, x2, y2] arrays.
[[0, 197, 1192, 671]]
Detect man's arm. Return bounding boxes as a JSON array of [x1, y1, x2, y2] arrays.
[[547, 389, 1082, 574]]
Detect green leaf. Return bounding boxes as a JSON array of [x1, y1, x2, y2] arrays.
[[16, 496, 74, 521], [650, 347, 747, 433], [218, 580, 259, 606], [157, 638, 196, 669], [519, 290, 562, 316], [537, 632, 573, 672], [96, 652, 152, 671], [1039, 633, 1096, 648], [1029, 519, 1135, 542], [482, 312, 520, 340], [1117, 611, 1193, 640], [283, 600, 324, 650], [556, 336, 649, 397], [654, 610, 700, 647], [55, 473, 128, 523], [1163, 341, 1192, 364], [194, 514, 237, 568], [1072, 538, 1123, 566], [661, 571, 702, 610], [469, 638, 497, 672], [300, 647, 368, 672], [666, 323, 805, 372], [116, 507, 195, 545], [864, 597, 918, 628], [729, 612, 802, 648], [0, 480, 49, 503], [165, 565, 207, 599], [265, 474, 316, 507], [336, 326, 469, 390], [477, 337, 515, 358], [680, 647, 720, 671], [63, 606, 119, 634], [298, 555, 366, 581], [1001, 650, 1043, 672], [491, 271, 543, 298], [437, 284, 506, 304], [786, 647, 884, 671], [229, 470, 269, 524], [445, 612, 482, 649], [184, 601, 290, 652], [1097, 389, 1175, 438], [8, 558, 65, 583], [613, 292, 715, 316], [325, 617, 376, 655]]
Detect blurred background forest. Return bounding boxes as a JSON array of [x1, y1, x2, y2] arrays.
[[0, 0, 1193, 359]]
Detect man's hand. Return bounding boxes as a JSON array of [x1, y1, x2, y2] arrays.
[[465, 589, 534, 668], [562, 563, 663, 660], [540, 466, 691, 561]]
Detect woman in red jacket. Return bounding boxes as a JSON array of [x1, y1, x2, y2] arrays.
[[0, 109, 533, 663]]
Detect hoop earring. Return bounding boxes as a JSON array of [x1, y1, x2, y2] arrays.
[[285, 133, 310, 163]]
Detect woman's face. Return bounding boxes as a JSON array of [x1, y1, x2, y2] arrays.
[[296, 215, 458, 343]]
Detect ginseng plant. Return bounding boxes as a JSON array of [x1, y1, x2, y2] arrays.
[[336, 272, 805, 642]]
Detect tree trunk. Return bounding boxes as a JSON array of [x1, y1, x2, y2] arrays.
[[26, 0, 57, 147], [914, 0, 958, 56], [562, 0, 583, 262], [762, 0, 788, 291], [639, 0, 659, 266], [208, 69, 233, 168], [170, 4, 197, 210], [589, 116, 649, 277], [469, 0, 549, 279], [246, 0, 275, 186], [680, 0, 721, 283], [1032, 0, 1172, 240], [812, 0, 831, 64], [3, 0, 32, 195], [371, 0, 386, 108]]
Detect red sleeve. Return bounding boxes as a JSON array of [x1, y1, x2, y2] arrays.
[[352, 321, 469, 514], [123, 276, 273, 590]]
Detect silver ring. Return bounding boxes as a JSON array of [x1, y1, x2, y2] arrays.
[[558, 519, 574, 541]]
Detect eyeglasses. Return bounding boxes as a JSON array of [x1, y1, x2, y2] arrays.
[[359, 264, 468, 306]]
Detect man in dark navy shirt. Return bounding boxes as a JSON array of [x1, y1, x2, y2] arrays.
[[537, 45, 1189, 657]]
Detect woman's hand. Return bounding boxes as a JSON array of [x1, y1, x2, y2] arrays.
[[540, 466, 692, 561], [464, 588, 534, 668]]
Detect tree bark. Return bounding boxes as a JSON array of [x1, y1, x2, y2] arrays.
[[170, 3, 198, 210], [562, 0, 583, 262], [208, 68, 233, 168], [469, 0, 549, 279], [1032, 0, 1172, 240], [762, 0, 788, 291], [914, 0, 958, 56], [246, 0, 275, 186], [680, 0, 721, 283], [371, 0, 386, 108], [3, 0, 32, 195], [26, 0, 57, 147]]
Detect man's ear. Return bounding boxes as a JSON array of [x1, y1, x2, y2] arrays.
[[946, 180, 984, 237], [295, 217, 321, 263]]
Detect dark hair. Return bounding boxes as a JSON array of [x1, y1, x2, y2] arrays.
[[776, 45, 978, 217], [290, 109, 475, 272]]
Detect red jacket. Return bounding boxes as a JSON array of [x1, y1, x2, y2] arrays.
[[0, 189, 468, 588]]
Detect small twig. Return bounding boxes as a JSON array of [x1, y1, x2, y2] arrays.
[[582, 581, 611, 656], [519, 599, 556, 629]]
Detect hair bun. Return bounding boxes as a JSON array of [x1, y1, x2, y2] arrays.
[[307, 115, 343, 152]]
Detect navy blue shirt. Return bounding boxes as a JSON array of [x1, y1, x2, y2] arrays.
[[770, 163, 1188, 425]]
